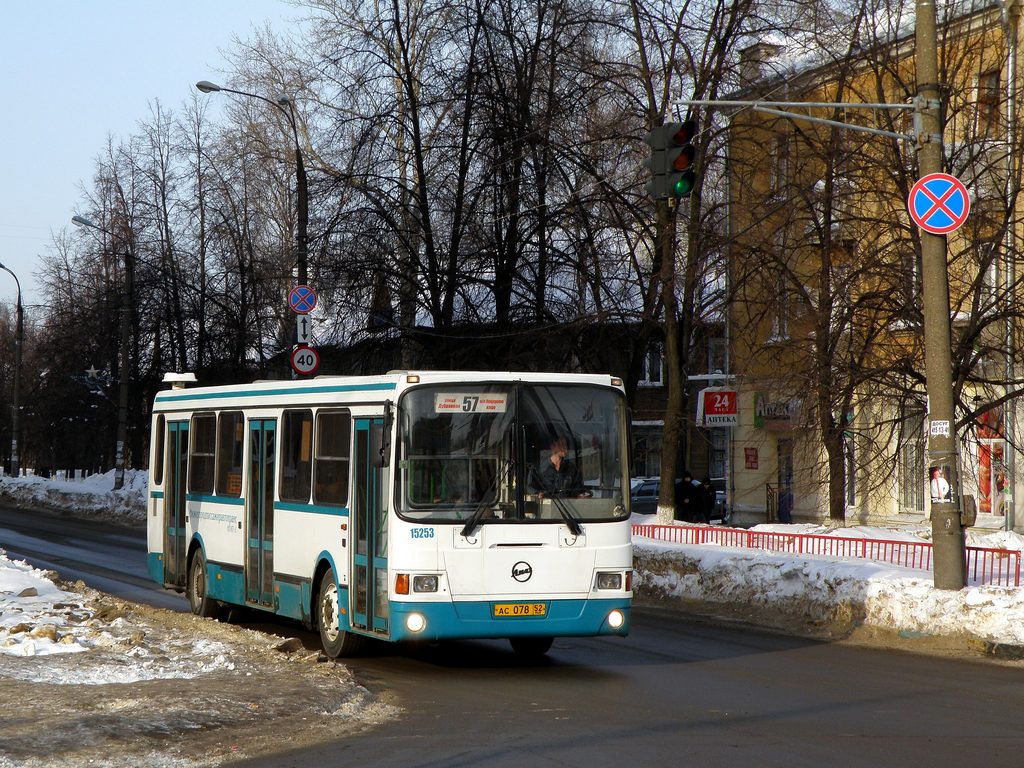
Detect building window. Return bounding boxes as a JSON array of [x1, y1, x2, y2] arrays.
[[710, 430, 728, 479], [769, 132, 789, 195], [639, 344, 664, 387], [895, 247, 923, 324], [631, 426, 663, 477], [979, 240, 999, 302], [707, 337, 728, 375], [977, 69, 1001, 136], [898, 411, 925, 512], [768, 268, 791, 342]]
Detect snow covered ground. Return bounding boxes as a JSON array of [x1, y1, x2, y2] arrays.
[[0, 471, 393, 768], [634, 520, 1024, 650]]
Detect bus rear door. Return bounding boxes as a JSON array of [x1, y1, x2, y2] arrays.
[[163, 420, 189, 589], [247, 418, 277, 608]]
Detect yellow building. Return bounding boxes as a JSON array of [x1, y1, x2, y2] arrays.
[[724, 4, 1021, 529]]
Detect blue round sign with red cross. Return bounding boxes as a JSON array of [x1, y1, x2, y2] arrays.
[[288, 284, 318, 315], [907, 173, 970, 235]]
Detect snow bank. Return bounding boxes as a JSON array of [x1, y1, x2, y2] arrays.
[[0, 469, 147, 524]]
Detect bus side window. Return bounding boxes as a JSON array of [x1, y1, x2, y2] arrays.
[[314, 410, 350, 506], [280, 409, 313, 503], [153, 415, 165, 486], [189, 413, 216, 494], [215, 411, 244, 496]]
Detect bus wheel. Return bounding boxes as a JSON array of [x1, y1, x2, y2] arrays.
[[187, 550, 221, 619], [317, 567, 365, 658], [509, 636, 553, 657]]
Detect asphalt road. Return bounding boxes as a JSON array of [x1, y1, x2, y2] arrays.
[[4, 503, 1024, 768]]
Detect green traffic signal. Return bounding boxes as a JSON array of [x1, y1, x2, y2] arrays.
[[643, 119, 698, 200], [666, 120, 697, 198]]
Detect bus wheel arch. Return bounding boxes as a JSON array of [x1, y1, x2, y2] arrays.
[[315, 564, 365, 658], [186, 543, 222, 619]]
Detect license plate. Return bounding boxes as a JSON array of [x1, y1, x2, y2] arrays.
[[493, 602, 547, 617]]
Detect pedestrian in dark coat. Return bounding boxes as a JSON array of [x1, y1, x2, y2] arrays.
[[674, 470, 698, 522]]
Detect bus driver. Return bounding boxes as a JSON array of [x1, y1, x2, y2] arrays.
[[539, 436, 585, 496]]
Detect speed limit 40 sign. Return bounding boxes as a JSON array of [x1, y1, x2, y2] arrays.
[[290, 345, 321, 376]]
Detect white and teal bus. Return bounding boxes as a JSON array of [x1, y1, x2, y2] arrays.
[[147, 370, 633, 657]]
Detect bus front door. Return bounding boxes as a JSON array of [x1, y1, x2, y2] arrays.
[[246, 418, 277, 607], [163, 420, 189, 589], [352, 418, 388, 635]]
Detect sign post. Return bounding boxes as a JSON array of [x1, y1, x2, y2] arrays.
[[288, 284, 319, 377], [913, 0, 967, 590]]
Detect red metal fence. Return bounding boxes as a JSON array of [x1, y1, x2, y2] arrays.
[[631, 524, 1021, 587]]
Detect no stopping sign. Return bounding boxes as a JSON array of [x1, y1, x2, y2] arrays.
[[907, 173, 970, 235]]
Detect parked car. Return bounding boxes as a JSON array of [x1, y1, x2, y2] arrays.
[[629, 477, 660, 515], [630, 477, 730, 523]]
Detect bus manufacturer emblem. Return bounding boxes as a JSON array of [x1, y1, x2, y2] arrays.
[[511, 561, 533, 582]]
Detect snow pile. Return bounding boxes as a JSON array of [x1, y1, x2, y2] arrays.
[[633, 519, 1024, 649], [0, 551, 90, 657], [0, 548, 247, 683], [0, 469, 147, 524]]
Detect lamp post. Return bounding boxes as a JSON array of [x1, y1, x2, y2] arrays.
[[72, 214, 133, 491], [195, 80, 308, 285], [0, 262, 22, 477]]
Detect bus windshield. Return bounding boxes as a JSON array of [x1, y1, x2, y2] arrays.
[[397, 383, 629, 524]]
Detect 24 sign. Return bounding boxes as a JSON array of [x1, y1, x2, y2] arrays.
[[697, 387, 738, 427]]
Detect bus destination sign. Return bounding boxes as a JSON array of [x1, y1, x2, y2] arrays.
[[434, 393, 509, 414]]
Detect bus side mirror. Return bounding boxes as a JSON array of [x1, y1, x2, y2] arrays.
[[378, 400, 394, 468]]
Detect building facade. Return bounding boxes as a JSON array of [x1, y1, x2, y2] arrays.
[[724, 3, 1022, 529]]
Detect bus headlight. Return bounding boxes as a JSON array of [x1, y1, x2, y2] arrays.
[[607, 609, 625, 629], [595, 572, 623, 590], [406, 612, 427, 633], [413, 575, 439, 593]]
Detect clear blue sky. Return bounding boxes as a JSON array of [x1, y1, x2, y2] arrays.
[[0, 0, 299, 310]]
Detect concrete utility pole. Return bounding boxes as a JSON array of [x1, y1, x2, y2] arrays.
[[916, 0, 967, 588]]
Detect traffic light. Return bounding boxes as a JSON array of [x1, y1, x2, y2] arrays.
[[667, 120, 697, 198], [643, 120, 698, 200]]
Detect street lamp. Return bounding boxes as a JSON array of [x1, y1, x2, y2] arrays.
[[196, 80, 309, 285], [0, 262, 22, 477], [72, 214, 133, 491]]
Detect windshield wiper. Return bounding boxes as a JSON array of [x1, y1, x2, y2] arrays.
[[548, 493, 584, 536], [460, 459, 512, 538], [526, 465, 584, 537]]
